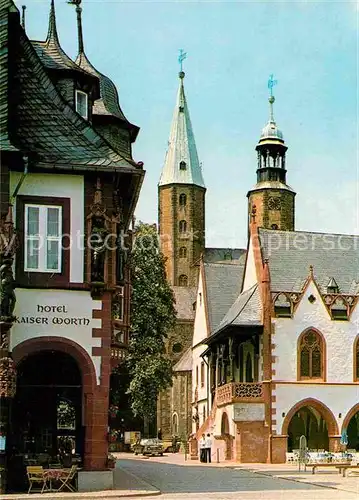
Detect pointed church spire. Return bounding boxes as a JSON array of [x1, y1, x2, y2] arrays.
[[159, 69, 205, 188], [46, 0, 59, 44]]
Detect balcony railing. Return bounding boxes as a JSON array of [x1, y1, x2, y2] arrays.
[[216, 382, 264, 406]]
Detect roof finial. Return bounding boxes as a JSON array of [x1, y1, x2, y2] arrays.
[[47, 0, 59, 44], [21, 5, 26, 30], [68, 0, 84, 55], [267, 74, 277, 123], [178, 49, 187, 78]]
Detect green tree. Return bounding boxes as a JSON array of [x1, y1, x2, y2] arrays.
[[126, 223, 176, 430]]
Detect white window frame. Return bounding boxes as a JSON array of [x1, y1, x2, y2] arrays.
[[24, 204, 62, 273], [75, 90, 88, 120]]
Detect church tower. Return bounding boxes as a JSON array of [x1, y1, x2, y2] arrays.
[[247, 86, 296, 231], [158, 70, 206, 287]]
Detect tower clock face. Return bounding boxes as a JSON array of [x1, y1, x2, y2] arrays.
[[268, 196, 281, 211]]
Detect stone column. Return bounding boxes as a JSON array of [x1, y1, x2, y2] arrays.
[[215, 345, 220, 387]]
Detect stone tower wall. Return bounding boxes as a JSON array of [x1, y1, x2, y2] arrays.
[[158, 184, 205, 287], [248, 189, 295, 231]]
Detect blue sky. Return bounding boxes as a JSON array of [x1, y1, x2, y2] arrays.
[[22, 0, 358, 247]]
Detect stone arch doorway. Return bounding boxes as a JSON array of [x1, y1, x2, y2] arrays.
[[343, 404, 359, 450], [12, 337, 99, 472], [9, 350, 84, 491], [221, 412, 232, 460], [282, 399, 338, 452]]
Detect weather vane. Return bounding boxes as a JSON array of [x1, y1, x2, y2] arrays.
[[178, 49, 187, 72], [267, 74, 278, 98]]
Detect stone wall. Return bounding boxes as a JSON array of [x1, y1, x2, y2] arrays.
[[248, 189, 295, 231]]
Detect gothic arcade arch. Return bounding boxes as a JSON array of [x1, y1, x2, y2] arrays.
[[282, 398, 339, 437]]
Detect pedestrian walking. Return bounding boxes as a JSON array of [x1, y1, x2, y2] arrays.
[[199, 433, 206, 463], [205, 433, 212, 463]]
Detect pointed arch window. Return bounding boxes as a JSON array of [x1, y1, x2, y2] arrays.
[[178, 274, 188, 287], [179, 161, 187, 170], [354, 336, 359, 381], [179, 193, 187, 206], [179, 246, 187, 258], [298, 329, 325, 380], [179, 220, 187, 234], [172, 412, 178, 435]]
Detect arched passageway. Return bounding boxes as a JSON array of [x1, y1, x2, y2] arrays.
[[9, 351, 83, 491], [282, 399, 338, 452], [343, 405, 359, 451], [287, 406, 328, 451]]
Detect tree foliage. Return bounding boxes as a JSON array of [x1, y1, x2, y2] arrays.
[[126, 222, 176, 419]]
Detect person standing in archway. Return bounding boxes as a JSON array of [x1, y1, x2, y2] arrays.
[[199, 433, 206, 463], [205, 433, 212, 463]]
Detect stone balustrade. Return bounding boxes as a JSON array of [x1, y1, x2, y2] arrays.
[[216, 382, 264, 406]]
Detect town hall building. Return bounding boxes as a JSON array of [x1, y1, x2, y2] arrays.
[[157, 68, 359, 462]]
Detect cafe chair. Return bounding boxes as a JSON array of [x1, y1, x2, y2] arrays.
[[26, 466, 49, 494], [57, 465, 78, 492]]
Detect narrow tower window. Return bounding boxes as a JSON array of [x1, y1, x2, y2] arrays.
[[178, 274, 188, 286], [179, 161, 187, 170], [75, 90, 88, 120], [179, 193, 187, 206], [179, 220, 187, 233], [179, 246, 187, 258]]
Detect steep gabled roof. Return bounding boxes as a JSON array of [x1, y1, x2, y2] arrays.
[[159, 72, 205, 188], [5, 11, 141, 172], [259, 228, 359, 294], [204, 261, 245, 332], [213, 284, 262, 335], [173, 347, 192, 372]]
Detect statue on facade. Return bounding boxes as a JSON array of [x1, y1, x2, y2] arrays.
[[0, 259, 16, 320], [90, 217, 109, 282]]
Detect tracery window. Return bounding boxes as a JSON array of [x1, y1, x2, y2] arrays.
[[179, 220, 187, 234], [299, 330, 324, 380], [179, 193, 187, 206]]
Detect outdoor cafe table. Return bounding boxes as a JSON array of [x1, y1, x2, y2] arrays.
[[43, 468, 69, 492]]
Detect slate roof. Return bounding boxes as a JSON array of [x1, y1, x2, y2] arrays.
[[0, 1, 19, 152], [259, 228, 359, 294], [159, 72, 205, 188], [31, 0, 90, 76], [2, 9, 141, 172], [173, 347, 192, 372], [173, 286, 197, 320], [204, 261, 245, 332], [212, 284, 262, 336], [203, 247, 246, 264], [76, 52, 127, 121]]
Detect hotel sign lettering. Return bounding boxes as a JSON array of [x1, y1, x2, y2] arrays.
[[14, 304, 91, 326]]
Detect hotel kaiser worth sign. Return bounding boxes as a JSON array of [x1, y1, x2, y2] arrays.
[[10, 288, 101, 352]]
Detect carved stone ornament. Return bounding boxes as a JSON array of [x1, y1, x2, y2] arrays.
[[0, 357, 17, 398], [268, 196, 282, 211], [0, 258, 16, 321]]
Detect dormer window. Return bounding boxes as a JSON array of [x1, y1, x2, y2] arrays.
[[180, 161, 187, 170], [75, 90, 88, 120]]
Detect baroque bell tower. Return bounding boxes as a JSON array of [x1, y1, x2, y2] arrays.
[[247, 77, 296, 231], [158, 66, 206, 287]]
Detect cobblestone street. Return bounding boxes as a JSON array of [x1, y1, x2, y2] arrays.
[[115, 454, 359, 500]]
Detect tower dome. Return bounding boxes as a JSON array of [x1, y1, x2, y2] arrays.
[[258, 96, 284, 144]]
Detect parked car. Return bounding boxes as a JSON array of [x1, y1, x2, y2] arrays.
[[132, 438, 164, 456]]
